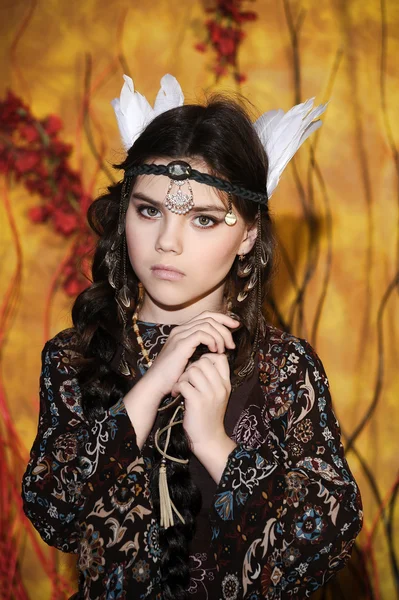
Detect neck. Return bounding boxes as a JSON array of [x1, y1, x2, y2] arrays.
[[137, 286, 227, 325]]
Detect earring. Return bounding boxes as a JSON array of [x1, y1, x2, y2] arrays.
[[234, 204, 263, 378], [237, 269, 258, 302], [224, 193, 237, 226], [237, 253, 255, 278], [113, 176, 134, 377], [236, 207, 262, 301]]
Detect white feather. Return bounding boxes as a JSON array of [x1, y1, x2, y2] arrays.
[[111, 74, 184, 151], [254, 98, 328, 198], [112, 75, 156, 151], [153, 74, 184, 117]]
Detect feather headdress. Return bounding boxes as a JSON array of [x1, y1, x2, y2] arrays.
[[111, 73, 184, 151], [111, 74, 327, 198], [253, 98, 328, 198]]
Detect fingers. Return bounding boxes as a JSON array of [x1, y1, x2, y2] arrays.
[[178, 330, 223, 354], [188, 312, 240, 349], [179, 364, 214, 397], [172, 380, 202, 401], [194, 318, 237, 350], [173, 318, 237, 353], [187, 310, 240, 329], [171, 354, 231, 398], [195, 353, 230, 381], [181, 325, 227, 353]]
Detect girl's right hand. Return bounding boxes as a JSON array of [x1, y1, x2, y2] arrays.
[[141, 310, 240, 399]]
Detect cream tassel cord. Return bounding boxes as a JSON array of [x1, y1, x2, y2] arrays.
[[154, 400, 188, 529], [133, 307, 189, 529]]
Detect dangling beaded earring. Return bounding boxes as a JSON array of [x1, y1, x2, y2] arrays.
[[234, 204, 264, 378], [115, 178, 133, 321], [106, 176, 134, 376], [237, 254, 254, 282]]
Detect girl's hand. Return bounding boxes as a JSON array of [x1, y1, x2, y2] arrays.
[[171, 352, 232, 449], [141, 311, 239, 399], [171, 352, 237, 482]]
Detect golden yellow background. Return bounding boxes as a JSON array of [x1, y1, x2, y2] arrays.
[[1, 0, 398, 598]]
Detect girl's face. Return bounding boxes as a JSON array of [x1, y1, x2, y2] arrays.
[[125, 158, 257, 318]]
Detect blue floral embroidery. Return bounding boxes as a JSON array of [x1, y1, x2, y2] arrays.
[[214, 491, 234, 520], [295, 505, 325, 542], [103, 563, 125, 599]]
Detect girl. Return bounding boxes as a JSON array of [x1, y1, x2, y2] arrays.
[[22, 75, 363, 600]]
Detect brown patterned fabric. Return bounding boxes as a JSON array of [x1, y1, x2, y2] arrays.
[[21, 321, 363, 599]]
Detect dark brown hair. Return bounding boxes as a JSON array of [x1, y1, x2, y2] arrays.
[[71, 96, 276, 599]]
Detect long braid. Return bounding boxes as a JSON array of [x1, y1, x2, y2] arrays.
[[149, 404, 201, 600]]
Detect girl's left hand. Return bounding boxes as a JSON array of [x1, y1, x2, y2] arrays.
[[171, 352, 231, 450]]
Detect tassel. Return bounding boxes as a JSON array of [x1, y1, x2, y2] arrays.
[[159, 460, 186, 529], [154, 402, 189, 529], [159, 461, 174, 528]]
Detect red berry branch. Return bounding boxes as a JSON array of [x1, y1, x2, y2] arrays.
[[195, 0, 258, 82], [0, 91, 93, 296]]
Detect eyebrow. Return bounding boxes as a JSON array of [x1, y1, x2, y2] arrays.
[[132, 192, 227, 214]]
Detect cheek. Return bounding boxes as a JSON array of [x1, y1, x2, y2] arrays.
[[192, 234, 238, 272], [125, 211, 148, 258]]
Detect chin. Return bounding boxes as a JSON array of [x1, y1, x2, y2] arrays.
[[143, 279, 188, 295], [144, 282, 205, 308]]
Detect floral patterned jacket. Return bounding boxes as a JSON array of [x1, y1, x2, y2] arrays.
[[21, 324, 363, 599]]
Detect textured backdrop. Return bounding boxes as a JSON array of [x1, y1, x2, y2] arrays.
[[0, 0, 398, 598]]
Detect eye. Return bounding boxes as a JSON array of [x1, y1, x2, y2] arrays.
[[136, 205, 161, 219], [193, 215, 218, 229], [135, 204, 218, 229]]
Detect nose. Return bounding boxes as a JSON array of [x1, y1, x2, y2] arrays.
[[155, 213, 184, 254]]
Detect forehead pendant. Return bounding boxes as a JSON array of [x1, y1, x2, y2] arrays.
[[224, 192, 237, 226], [165, 160, 194, 214]]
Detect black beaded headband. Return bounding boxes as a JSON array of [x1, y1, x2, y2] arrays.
[[124, 160, 269, 205]]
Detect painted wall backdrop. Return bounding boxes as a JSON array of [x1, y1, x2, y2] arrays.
[[0, 0, 398, 598]]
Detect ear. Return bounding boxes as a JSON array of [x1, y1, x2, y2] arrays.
[[237, 217, 258, 256]]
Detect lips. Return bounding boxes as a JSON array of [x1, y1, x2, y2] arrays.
[[151, 264, 185, 275]]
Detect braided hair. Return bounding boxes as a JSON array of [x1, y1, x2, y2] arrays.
[[71, 95, 276, 598]]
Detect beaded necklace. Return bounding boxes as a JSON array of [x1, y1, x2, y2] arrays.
[[132, 310, 153, 367]]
